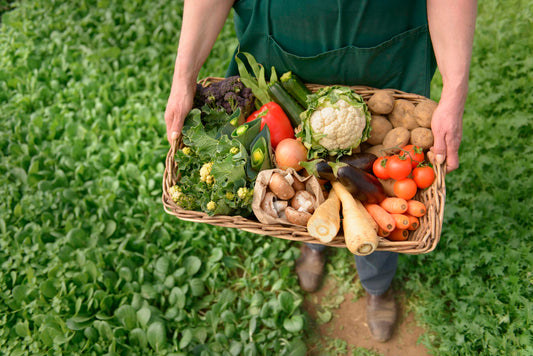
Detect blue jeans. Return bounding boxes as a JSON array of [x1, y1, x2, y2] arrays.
[[306, 243, 397, 296]]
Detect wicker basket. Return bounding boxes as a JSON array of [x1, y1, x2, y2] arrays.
[[162, 78, 446, 255]]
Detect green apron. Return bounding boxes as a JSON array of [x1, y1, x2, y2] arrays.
[[226, 0, 437, 97]]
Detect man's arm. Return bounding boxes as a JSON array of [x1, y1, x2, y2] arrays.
[[165, 0, 234, 143], [427, 0, 477, 172]]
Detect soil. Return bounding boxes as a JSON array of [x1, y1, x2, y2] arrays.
[[303, 276, 431, 356]]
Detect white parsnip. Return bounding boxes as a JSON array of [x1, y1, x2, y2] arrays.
[[332, 182, 379, 256], [307, 190, 341, 243]]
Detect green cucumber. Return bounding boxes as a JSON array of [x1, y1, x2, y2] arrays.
[[267, 81, 304, 127], [280, 71, 311, 108]]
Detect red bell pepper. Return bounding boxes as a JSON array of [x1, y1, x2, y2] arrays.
[[246, 102, 295, 149]]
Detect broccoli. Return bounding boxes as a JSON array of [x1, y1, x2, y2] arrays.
[[194, 76, 255, 118]]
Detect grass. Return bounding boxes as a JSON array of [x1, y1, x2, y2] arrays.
[[0, 0, 532, 355]]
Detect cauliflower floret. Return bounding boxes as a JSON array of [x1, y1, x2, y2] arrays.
[[200, 162, 214, 184], [206, 201, 217, 211], [309, 99, 367, 151]]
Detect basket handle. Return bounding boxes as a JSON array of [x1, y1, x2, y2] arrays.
[[170, 134, 182, 156], [434, 161, 446, 190]]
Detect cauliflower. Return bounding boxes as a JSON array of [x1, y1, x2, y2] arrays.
[[300, 86, 371, 158]]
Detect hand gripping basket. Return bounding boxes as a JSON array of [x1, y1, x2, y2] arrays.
[[162, 78, 446, 255]]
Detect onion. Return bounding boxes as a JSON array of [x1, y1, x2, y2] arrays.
[[275, 138, 308, 171]]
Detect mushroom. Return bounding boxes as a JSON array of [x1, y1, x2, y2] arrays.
[[268, 172, 295, 200], [290, 190, 316, 214], [285, 206, 312, 226], [260, 192, 279, 218]]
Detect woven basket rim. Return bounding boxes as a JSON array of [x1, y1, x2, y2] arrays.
[[162, 78, 446, 255]]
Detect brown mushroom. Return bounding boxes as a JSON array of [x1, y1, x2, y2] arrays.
[[285, 206, 312, 226], [290, 190, 316, 214], [268, 172, 295, 200]]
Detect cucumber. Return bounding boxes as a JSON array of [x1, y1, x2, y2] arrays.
[[267, 81, 304, 127], [280, 71, 311, 108]]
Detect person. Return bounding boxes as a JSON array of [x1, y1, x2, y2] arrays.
[[165, 0, 477, 343]]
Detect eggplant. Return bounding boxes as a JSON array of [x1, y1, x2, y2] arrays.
[[339, 152, 378, 173], [300, 159, 336, 181], [331, 162, 385, 204]]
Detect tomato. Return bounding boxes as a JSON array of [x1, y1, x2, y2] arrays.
[[412, 166, 436, 189], [372, 156, 390, 179], [246, 102, 295, 149], [393, 178, 418, 200], [385, 155, 412, 180], [401, 144, 425, 168]]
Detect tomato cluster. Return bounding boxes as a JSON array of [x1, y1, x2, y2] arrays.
[[372, 145, 435, 200]]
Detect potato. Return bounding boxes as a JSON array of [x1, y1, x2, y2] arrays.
[[368, 90, 395, 115], [364, 144, 386, 157], [414, 99, 438, 128], [367, 115, 393, 145], [410, 127, 434, 150], [382, 127, 411, 154], [389, 99, 418, 130], [378, 178, 396, 197]]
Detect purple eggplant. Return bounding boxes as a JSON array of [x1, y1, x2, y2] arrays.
[[339, 152, 378, 173], [300, 159, 336, 181], [331, 162, 385, 204]]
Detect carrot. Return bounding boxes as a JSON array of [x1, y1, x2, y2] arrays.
[[391, 213, 410, 229], [387, 229, 409, 241], [378, 227, 391, 238], [365, 203, 395, 232], [307, 189, 341, 243], [379, 197, 408, 214], [406, 214, 419, 230], [332, 182, 379, 256], [406, 199, 427, 217]]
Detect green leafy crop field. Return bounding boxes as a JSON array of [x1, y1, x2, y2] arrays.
[[0, 1, 531, 355]]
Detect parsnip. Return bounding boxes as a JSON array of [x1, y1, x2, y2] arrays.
[[332, 182, 379, 256], [307, 190, 341, 243]]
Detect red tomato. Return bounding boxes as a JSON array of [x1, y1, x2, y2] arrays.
[[393, 178, 418, 200], [246, 102, 294, 149], [412, 166, 436, 189], [401, 145, 425, 168], [373, 156, 390, 179], [386, 155, 412, 180]]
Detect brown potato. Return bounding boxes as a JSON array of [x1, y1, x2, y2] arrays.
[[410, 127, 434, 150], [367, 115, 393, 145], [363, 144, 386, 157], [378, 178, 396, 197], [414, 99, 438, 128], [389, 99, 418, 130], [368, 90, 395, 115], [382, 127, 411, 154]]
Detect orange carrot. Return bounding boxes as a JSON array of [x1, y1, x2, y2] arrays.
[[387, 229, 409, 241], [378, 227, 391, 238], [406, 214, 419, 230], [365, 204, 395, 232], [391, 213, 410, 229], [379, 197, 408, 214], [406, 200, 427, 217]]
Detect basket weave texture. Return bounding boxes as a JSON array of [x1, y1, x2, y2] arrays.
[[163, 78, 446, 255]]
